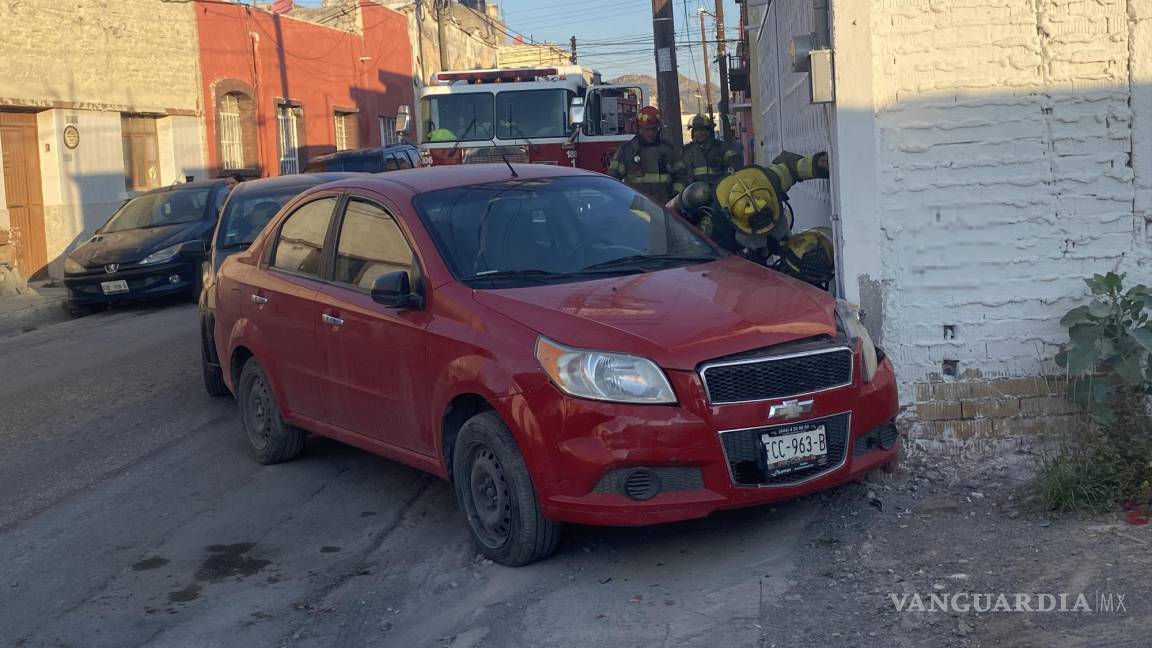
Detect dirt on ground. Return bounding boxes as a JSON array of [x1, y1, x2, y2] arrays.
[[764, 445, 1152, 648]]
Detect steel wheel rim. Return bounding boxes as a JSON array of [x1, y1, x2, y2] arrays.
[[245, 375, 272, 451], [467, 444, 512, 549]]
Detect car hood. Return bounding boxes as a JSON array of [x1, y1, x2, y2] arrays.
[[69, 222, 209, 267], [472, 255, 838, 371]]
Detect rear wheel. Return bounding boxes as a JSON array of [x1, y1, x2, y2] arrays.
[[237, 358, 305, 464], [452, 412, 560, 566]]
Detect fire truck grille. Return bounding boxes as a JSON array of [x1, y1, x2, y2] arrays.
[[463, 146, 529, 164]]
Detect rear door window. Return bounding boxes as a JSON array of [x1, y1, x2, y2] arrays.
[[270, 196, 338, 277], [333, 199, 415, 290]]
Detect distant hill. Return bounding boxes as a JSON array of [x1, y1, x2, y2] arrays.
[[609, 73, 721, 116]]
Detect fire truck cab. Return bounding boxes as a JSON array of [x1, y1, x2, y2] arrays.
[[418, 66, 646, 174]]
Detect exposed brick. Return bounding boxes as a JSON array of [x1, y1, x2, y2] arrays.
[[961, 397, 1022, 419], [917, 400, 964, 421], [924, 418, 1000, 440], [1019, 396, 1083, 418], [999, 415, 1089, 438]]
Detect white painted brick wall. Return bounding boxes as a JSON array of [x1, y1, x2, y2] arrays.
[[869, 0, 1152, 395]]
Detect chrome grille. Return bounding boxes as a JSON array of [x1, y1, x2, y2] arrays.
[[701, 346, 853, 404], [463, 145, 529, 164]]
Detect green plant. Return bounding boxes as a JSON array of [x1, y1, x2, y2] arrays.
[[1055, 272, 1152, 422]]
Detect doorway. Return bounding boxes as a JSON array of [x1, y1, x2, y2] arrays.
[[0, 112, 47, 279]]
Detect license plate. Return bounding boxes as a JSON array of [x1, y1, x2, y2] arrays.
[[762, 424, 827, 476], [100, 280, 129, 295]]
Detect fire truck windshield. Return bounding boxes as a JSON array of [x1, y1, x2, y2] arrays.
[[422, 93, 495, 143], [495, 89, 573, 140]]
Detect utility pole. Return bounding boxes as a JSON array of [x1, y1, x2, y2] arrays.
[[651, 0, 683, 146], [714, 0, 733, 142], [437, 0, 450, 71], [570, 35, 577, 65], [697, 9, 714, 119]]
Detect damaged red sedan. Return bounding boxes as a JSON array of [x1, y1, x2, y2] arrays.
[[212, 164, 899, 566]]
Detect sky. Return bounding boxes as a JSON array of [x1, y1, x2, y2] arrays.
[[497, 0, 744, 81], [291, 0, 744, 83]]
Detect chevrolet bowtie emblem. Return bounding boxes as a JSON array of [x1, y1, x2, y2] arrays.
[[769, 399, 814, 420]]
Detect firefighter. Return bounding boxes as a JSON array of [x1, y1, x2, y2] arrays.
[[607, 106, 688, 204], [712, 150, 830, 262], [681, 114, 741, 186]]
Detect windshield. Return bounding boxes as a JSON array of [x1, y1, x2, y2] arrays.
[[496, 89, 572, 139], [421, 93, 494, 143], [217, 186, 311, 248], [101, 189, 211, 233], [412, 176, 721, 288]]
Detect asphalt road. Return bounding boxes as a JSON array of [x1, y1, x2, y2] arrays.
[[0, 302, 816, 648]]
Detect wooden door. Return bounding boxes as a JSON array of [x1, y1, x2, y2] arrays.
[[0, 112, 47, 279]]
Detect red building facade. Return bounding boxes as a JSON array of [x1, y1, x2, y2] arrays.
[[195, 1, 413, 177]]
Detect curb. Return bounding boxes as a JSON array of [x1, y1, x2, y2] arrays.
[[0, 298, 70, 337]]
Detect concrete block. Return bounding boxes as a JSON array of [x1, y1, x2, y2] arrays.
[[999, 415, 1089, 438], [925, 418, 999, 440]]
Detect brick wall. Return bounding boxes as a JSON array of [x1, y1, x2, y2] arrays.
[[860, 0, 1152, 442]]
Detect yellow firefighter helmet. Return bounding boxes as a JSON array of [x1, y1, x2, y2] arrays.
[[778, 227, 835, 287], [715, 167, 783, 236]]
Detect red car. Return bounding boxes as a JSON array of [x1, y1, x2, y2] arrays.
[[213, 164, 899, 566]]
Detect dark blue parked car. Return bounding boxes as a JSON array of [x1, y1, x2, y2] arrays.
[[63, 179, 234, 312]]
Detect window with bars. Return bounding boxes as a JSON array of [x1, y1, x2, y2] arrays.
[[380, 116, 398, 146], [219, 94, 245, 170], [334, 111, 358, 151], [278, 104, 302, 175]]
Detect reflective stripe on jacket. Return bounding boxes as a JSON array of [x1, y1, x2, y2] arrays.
[[682, 140, 741, 185]]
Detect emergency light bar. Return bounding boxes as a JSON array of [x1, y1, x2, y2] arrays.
[[434, 68, 563, 85]]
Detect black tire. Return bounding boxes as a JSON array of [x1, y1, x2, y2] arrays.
[[452, 411, 560, 566], [237, 358, 305, 464], [200, 321, 230, 398]]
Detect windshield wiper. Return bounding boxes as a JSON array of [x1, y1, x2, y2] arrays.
[[579, 254, 718, 272], [449, 117, 479, 157], [469, 269, 570, 283]]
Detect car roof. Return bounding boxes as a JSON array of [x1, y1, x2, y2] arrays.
[[339, 163, 598, 196], [139, 178, 232, 195], [309, 144, 417, 164], [230, 172, 364, 195]]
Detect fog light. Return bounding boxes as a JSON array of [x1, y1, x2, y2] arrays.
[[622, 468, 661, 501], [169, 274, 181, 284]]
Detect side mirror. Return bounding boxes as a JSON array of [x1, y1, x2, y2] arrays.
[[396, 105, 412, 134], [177, 239, 207, 259], [568, 97, 586, 127], [371, 270, 422, 309]]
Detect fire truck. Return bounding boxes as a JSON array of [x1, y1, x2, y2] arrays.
[[418, 66, 647, 174]]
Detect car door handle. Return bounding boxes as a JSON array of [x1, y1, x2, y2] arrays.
[[322, 313, 344, 327], [251, 294, 268, 306]]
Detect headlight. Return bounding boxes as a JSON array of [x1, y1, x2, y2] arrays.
[[836, 300, 878, 383], [64, 257, 85, 274], [535, 337, 676, 404], [139, 242, 187, 266]]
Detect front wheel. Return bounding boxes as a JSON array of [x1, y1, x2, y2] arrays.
[[452, 411, 560, 566]]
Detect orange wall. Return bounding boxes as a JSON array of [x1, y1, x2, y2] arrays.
[[196, 1, 413, 176]]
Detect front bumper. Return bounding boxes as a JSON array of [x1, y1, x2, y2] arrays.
[[63, 260, 196, 304], [504, 350, 900, 527]]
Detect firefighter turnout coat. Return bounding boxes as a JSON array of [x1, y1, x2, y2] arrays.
[[607, 136, 688, 204], [682, 138, 741, 186]]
